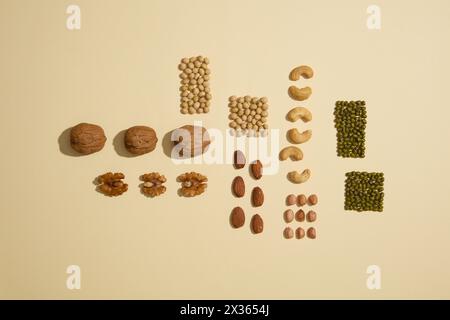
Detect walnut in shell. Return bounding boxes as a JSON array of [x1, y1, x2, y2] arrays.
[[172, 125, 210, 158], [70, 123, 107, 155], [96, 172, 128, 196], [177, 172, 208, 197], [140, 172, 167, 197], [124, 126, 158, 155]]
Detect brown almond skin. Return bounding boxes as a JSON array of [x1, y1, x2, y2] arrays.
[[250, 160, 263, 180], [232, 176, 245, 197], [307, 227, 316, 239], [251, 187, 264, 207], [296, 227, 305, 239], [251, 214, 264, 234], [233, 150, 246, 169], [306, 210, 317, 222], [295, 209, 305, 222], [230, 207, 245, 228]]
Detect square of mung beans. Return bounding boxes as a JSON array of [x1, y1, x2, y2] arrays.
[[344, 171, 384, 212]]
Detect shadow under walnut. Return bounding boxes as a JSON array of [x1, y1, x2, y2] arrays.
[[58, 127, 83, 157], [113, 129, 138, 158], [161, 130, 176, 159]]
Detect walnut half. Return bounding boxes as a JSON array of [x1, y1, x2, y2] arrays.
[[96, 172, 128, 196], [177, 172, 208, 197], [141, 172, 167, 197]]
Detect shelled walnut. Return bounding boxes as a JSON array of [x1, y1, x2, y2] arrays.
[[177, 172, 208, 197], [140, 172, 167, 197], [96, 172, 128, 196]]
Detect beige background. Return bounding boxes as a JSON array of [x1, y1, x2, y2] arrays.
[[1, 0, 450, 299]]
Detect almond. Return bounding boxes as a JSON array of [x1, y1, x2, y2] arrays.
[[232, 176, 245, 197], [250, 160, 263, 180], [230, 207, 245, 228], [251, 214, 264, 234], [251, 187, 264, 207], [233, 150, 246, 169]]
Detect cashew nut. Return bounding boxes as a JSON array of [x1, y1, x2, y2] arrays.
[[288, 86, 312, 101], [287, 169, 311, 184], [287, 129, 312, 144], [279, 146, 304, 161], [289, 65, 314, 81], [287, 107, 312, 122]]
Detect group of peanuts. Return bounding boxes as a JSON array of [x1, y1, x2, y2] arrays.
[[283, 194, 318, 239]]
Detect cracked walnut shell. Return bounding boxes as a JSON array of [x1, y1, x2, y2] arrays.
[[172, 125, 211, 158], [140, 172, 167, 197], [96, 172, 128, 196], [177, 172, 208, 197]]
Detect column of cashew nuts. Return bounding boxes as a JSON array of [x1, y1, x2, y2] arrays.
[[279, 65, 314, 184]]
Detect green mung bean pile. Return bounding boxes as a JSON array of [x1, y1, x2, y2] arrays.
[[344, 171, 384, 212], [334, 100, 367, 158]]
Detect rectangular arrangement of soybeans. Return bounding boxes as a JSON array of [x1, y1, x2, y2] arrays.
[[178, 56, 211, 114], [228, 96, 269, 137]]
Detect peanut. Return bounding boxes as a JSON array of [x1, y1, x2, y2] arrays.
[[284, 209, 294, 223], [286, 194, 297, 206], [284, 227, 294, 239]]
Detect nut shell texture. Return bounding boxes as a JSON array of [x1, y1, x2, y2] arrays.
[[125, 126, 158, 155], [70, 123, 106, 155], [173, 125, 211, 158]]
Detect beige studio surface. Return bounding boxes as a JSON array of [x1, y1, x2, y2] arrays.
[[1, 0, 450, 299]]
